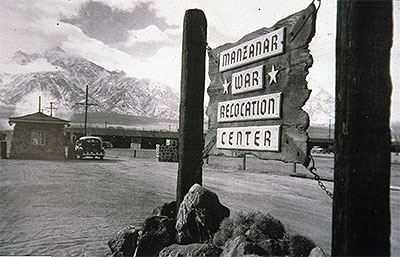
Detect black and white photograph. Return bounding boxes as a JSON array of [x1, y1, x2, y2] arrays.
[[0, 0, 399, 256]]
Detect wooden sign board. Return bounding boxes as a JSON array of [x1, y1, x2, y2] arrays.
[[206, 3, 317, 166]]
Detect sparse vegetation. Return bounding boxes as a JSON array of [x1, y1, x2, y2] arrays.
[[287, 233, 316, 256], [213, 212, 286, 246], [213, 211, 315, 256]]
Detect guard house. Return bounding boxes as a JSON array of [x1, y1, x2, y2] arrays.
[[8, 112, 70, 160]]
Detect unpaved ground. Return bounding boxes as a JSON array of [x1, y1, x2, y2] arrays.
[[0, 153, 399, 256]]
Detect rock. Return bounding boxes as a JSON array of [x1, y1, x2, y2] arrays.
[[107, 225, 140, 257], [152, 201, 177, 218], [220, 235, 268, 257], [176, 184, 230, 244], [136, 216, 176, 257], [308, 247, 327, 257], [158, 243, 222, 257]]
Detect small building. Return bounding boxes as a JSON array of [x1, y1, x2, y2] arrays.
[[8, 112, 70, 160]]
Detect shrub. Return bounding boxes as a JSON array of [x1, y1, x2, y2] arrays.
[[287, 233, 316, 257], [213, 211, 285, 247], [213, 211, 316, 257]]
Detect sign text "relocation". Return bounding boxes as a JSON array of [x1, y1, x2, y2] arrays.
[[217, 93, 281, 122]]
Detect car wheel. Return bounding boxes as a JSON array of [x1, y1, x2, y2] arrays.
[[100, 156, 104, 160]]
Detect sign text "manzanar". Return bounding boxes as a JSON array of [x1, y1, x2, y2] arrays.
[[219, 27, 285, 72]]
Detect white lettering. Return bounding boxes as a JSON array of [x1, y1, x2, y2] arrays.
[[219, 27, 285, 72], [232, 66, 264, 95], [217, 93, 282, 122], [216, 125, 281, 151]]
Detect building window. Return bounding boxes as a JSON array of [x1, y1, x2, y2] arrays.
[[31, 130, 46, 145]]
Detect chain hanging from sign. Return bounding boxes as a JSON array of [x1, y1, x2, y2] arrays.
[[205, 2, 318, 166], [308, 155, 334, 199]]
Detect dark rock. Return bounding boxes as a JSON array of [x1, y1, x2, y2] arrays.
[[136, 216, 176, 257], [107, 225, 139, 257], [152, 201, 177, 218], [158, 243, 222, 257], [220, 235, 268, 257], [176, 184, 230, 244]]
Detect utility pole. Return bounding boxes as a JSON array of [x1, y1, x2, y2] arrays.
[[75, 85, 96, 136], [333, 0, 392, 256], [328, 119, 331, 140], [46, 102, 57, 117], [84, 84, 89, 135], [38, 96, 41, 112]]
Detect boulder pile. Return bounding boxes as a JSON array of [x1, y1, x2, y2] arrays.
[[107, 184, 325, 257]]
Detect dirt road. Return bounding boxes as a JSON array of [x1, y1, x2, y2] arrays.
[[0, 155, 398, 256]]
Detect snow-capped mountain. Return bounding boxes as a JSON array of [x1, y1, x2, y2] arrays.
[[0, 48, 179, 119], [304, 87, 335, 125], [0, 47, 335, 124]]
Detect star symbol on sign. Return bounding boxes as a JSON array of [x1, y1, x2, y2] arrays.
[[268, 65, 279, 85], [222, 80, 231, 94]]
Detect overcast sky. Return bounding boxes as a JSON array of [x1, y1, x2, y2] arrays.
[[0, 0, 399, 122]]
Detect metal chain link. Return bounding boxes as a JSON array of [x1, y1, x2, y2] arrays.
[[308, 156, 334, 199]]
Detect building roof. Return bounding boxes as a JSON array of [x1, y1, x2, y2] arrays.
[[8, 112, 70, 125]]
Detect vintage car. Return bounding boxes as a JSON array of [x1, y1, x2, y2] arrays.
[[75, 136, 105, 159]]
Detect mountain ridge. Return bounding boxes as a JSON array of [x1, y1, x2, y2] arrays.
[[0, 47, 180, 120], [0, 47, 336, 125]]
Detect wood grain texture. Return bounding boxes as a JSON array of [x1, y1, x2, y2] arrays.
[[332, 0, 392, 255]]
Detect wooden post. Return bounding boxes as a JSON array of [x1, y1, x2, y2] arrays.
[[292, 163, 296, 174], [241, 154, 246, 170], [0, 141, 7, 159], [176, 9, 207, 206], [333, 1, 392, 256]]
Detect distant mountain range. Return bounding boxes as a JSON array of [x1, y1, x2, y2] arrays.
[[304, 87, 335, 125], [0, 47, 179, 120], [0, 47, 336, 127]]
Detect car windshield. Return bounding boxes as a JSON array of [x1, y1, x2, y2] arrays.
[[84, 139, 100, 144], [81, 138, 102, 150]]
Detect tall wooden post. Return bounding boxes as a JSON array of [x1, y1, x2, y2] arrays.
[[333, 1, 392, 256], [176, 9, 207, 206]]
